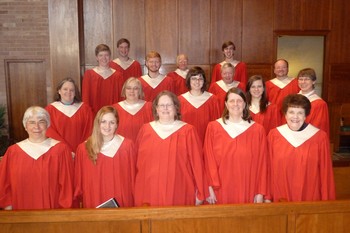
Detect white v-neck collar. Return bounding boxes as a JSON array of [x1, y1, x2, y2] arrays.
[[175, 68, 188, 79], [118, 100, 146, 115], [113, 58, 134, 70], [51, 102, 83, 117], [100, 135, 124, 158], [298, 90, 321, 102], [277, 124, 319, 147], [141, 74, 166, 88], [150, 120, 186, 139], [17, 138, 60, 160], [217, 80, 240, 92], [270, 77, 294, 89], [181, 91, 212, 108], [217, 118, 254, 138]]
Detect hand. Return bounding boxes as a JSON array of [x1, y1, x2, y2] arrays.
[[195, 197, 204, 206], [254, 194, 264, 203], [206, 186, 217, 204], [4, 205, 13, 210]]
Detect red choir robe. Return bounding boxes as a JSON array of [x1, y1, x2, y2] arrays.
[[167, 69, 189, 96], [0, 139, 73, 209], [249, 103, 281, 135], [267, 124, 335, 202], [209, 80, 246, 111], [112, 100, 153, 142], [299, 90, 330, 137], [109, 58, 142, 89], [178, 91, 221, 143], [265, 77, 300, 119], [204, 119, 269, 204], [134, 121, 206, 206], [210, 61, 247, 85], [46, 102, 93, 152], [82, 68, 123, 115], [74, 135, 136, 208], [138, 74, 174, 101]]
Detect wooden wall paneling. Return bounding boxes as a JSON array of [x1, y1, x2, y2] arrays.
[[242, 0, 274, 64], [112, 0, 146, 65], [274, 0, 302, 30], [210, 0, 243, 64], [49, 0, 80, 93], [178, 0, 210, 65], [296, 213, 350, 233], [328, 0, 350, 63], [327, 64, 350, 102], [246, 64, 274, 81], [302, 0, 331, 30], [5, 60, 47, 142], [83, 0, 114, 66], [333, 166, 350, 200], [144, 0, 178, 65]]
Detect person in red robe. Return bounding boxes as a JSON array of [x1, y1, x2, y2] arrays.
[[210, 41, 247, 85], [82, 44, 123, 115], [0, 106, 73, 210], [267, 94, 335, 202], [204, 88, 269, 204], [74, 106, 136, 208], [265, 59, 300, 120], [138, 51, 174, 101], [109, 38, 142, 92], [209, 62, 246, 111], [246, 75, 281, 134], [167, 54, 189, 96], [297, 68, 330, 137], [46, 78, 93, 153], [112, 77, 153, 142], [178, 66, 221, 143], [134, 91, 206, 207]]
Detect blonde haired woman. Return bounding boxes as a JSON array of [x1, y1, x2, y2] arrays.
[[74, 106, 136, 207]]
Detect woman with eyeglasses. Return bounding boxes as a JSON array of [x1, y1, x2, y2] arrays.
[[134, 91, 206, 207], [112, 77, 153, 142], [297, 68, 329, 136], [204, 88, 269, 204], [178, 66, 220, 143]]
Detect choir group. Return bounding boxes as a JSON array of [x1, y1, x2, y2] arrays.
[[0, 39, 335, 210]]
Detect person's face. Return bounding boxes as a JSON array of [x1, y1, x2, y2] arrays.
[[58, 81, 75, 103], [223, 45, 234, 59], [285, 106, 306, 131], [190, 75, 204, 92], [225, 92, 245, 118], [177, 55, 188, 70], [125, 81, 140, 101], [156, 95, 176, 122], [249, 79, 264, 99], [221, 67, 234, 84], [117, 42, 130, 58], [100, 112, 118, 139], [146, 57, 161, 73], [96, 51, 111, 67], [25, 115, 48, 142], [298, 76, 315, 93], [274, 60, 288, 78]]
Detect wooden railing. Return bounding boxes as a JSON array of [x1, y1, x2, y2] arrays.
[[1, 200, 350, 233]]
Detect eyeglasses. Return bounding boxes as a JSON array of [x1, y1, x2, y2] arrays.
[[157, 104, 174, 109], [125, 86, 140, 91], [298, 77, 312, 82], [190, 76, 204, 82]]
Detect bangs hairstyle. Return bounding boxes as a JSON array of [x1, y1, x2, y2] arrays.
[[152, 91, 181, 121], [85, 106, 119, 164], [121, 77, 144, 99], [222, 41, 236, 51], [23, 106, 50, 128], [221, 87, 251, 124], [282, 94, 311, 117], [95, 44, 111, 56], [117, 38, 130, 48], [54, 77, 82, 103], [245, 75, 268, 113], [297, 68, 317, 81], [185, 66, 207, 92]]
